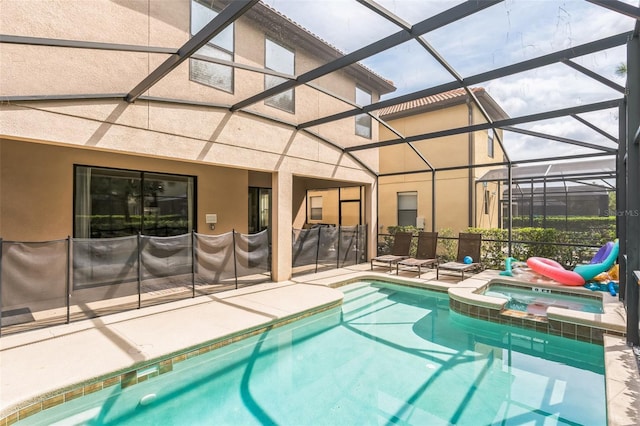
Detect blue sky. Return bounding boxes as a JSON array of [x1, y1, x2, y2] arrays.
[[262, 0, 635, 161]]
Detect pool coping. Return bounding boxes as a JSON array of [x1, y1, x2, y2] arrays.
[[1, 267, 639, 425], [0, 281, 345, 423], [448, 274, 627, 344]]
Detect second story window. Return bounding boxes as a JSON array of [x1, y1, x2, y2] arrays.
[[488, 128, 495, 158], [265, 38, 295, 113], [355, 86, 372, 138], [190, 0, 234, 93]]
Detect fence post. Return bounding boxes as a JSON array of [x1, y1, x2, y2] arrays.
[[67, 236, 71, 324], [365, 224, 369, 264], [315, 227, 321, 273], [0, 237, 3, 336], [191, 230, 196, 298], [137, 233, 142, 309], [355, 225, 359, 265], [336, 226, 341, 269], [232, 229, 238, 289]]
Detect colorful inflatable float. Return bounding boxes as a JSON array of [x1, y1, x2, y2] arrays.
[[525, 240, 618, 286], [526, 257, 585, 286], [574, 240, 619, 281]]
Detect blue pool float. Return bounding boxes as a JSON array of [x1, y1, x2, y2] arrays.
[[574, 240, 619, 282], [590, 241, 614, 264]]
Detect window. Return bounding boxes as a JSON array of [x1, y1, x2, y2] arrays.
[[488, 128, 495, 158], [355, 86, 372, 138], [310, 196, 323, 220], [397, 192, 417, 227], [190, 0, 234, 92], [265, 38, 295, 112], [483, 189, 490, 215], [74, 166, 195, 238]]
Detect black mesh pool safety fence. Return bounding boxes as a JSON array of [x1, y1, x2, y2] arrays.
[[292, 225, 367, 276], [0, 230, 271, 336]]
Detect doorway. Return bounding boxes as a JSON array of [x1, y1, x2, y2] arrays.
[[248, 187, 271, 234]]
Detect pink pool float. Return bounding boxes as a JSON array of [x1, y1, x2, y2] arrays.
[[526, 257, 585, 286]]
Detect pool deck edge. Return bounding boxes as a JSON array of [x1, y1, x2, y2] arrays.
[[0, 281, 344, 421], [1, 265, 638, 426]]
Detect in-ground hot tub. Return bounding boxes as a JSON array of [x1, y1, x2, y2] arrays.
[[447, 274, 625, 345], [482, 282, 603, 317]]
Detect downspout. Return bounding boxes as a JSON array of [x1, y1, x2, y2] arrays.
[[468, 100, 474, 228]]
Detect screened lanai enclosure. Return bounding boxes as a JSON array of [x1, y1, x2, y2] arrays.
[[477, 158, 616, 228], [0, 0, 639, 345]]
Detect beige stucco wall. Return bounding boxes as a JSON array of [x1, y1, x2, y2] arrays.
[[0, 0, 386, 279], [307, 189, 339, 225], [0, 0, 381, 172], [304, 186, 364, 227], [379, 104, 470, 172], [377, 102, 505, 233], [378, 170, 470, 234], [0, 139, 248, 241]]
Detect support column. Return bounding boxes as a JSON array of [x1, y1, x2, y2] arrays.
[[618, 102, 627, 300], [431, 170, 436, 232], [625, 33, 640, 345], [507, 164, 513, 257], [366, 179, 378, 260], [272, 171, 293, 282]]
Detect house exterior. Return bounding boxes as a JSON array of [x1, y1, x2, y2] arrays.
[[0, 0, 395, 281], [376, 87, 508, 234]]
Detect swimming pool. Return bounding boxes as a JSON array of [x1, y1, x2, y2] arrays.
[[18, 280, 606, 425], [484, 283, 604, 316]]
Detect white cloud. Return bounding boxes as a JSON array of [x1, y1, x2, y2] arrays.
[[262, 0, 633, 161]]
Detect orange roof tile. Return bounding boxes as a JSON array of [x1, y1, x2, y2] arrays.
[[378, 87, 485, 116]]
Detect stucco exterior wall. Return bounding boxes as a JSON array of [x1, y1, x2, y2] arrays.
[[377, 101, 505, 233], [0, 139, 248, 241], [0, 0, 387, 278], [0, 0, 381, 172]]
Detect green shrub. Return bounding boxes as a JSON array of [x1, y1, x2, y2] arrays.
[[435, 228, 457, 262], [467, 226, 613, 270], [384, 226, 419, 256], [379, 224, 612, 271]]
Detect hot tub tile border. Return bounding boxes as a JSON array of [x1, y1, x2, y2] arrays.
[[449, 296, 625, 345]]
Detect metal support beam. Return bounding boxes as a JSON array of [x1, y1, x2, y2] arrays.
[[298, 31, 630, 130], [625, 34, 640, 345], [230, 0, 501, 112], [299, 130, 378, 178], [414, 37, 511, 163], [587, 0, 640, 19], [356, 0, 511, 164], [346, 99, 621, 152], [502, 126, 617, 153], [0, 34, 176, 53], [126, 0, 258, 103], [378, 151, 614, 177], [561, 59, 625, 94], [432, 170, 436, 232], [571, 114, 618, 144], [0, 94, 127, 102], [507, 164, 513, 257]]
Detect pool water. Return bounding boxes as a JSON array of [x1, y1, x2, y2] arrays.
[[484, 284, 604, 316], [20, 281, 606, 425]]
